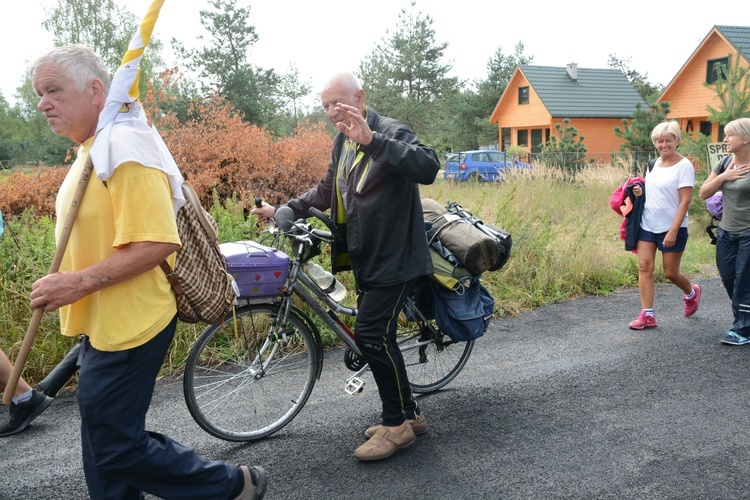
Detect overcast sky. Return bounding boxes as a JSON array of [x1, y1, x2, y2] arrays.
[[2, 0, 746, 106]]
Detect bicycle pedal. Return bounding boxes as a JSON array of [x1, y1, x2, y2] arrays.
[[344, 377, 365, 395]]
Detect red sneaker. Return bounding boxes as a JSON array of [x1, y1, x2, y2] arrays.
[[683, 284, 701, 317], [629, 311, 657, 330]]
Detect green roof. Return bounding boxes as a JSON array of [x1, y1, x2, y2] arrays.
[[519, 65, 646, 119], [714, 25, 750, 58]]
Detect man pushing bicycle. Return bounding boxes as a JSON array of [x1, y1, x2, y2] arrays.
[[252, 72, 440, 461]]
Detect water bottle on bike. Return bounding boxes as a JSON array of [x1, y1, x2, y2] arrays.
[[303, 261, 347, 302]]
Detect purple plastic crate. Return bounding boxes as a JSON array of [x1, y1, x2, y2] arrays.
[[221, 240, 290, 299]]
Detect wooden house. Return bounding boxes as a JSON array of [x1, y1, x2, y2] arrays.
[[489, 63, 646, 163], [657, 25, 750, 141]]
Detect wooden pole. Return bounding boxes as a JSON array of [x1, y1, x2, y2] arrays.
[[3, 157, 93, 405]]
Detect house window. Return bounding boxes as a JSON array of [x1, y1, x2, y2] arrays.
[[517, 129, 528, 146], [706, 57, 729, 84], [718, 124, 726, 141], [700, 121, 712, 137], [518, 86, 529, 105]]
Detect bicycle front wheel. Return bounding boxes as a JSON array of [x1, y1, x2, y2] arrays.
[[398, 318, 474, 394], [183, 304, 319, 442]]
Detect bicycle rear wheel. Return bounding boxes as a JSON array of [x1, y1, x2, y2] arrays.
[[398, 318, 474, 394], [183, 303, 318, 442]]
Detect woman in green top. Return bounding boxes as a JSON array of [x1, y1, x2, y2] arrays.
[[699, 117, 750, 345]]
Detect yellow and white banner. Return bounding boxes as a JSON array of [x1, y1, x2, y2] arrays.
[[89, 0, 185, 213]]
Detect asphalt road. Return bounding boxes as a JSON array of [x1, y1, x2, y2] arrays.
[[3, 275, 749, 500]]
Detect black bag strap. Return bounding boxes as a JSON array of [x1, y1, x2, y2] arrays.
[[706, 216, 720, 246], [716, 155, 733, 174]]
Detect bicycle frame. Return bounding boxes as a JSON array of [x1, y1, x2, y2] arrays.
[[262, 217, 438, 395]]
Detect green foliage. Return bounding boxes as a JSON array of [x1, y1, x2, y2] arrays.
[[42, 0, 164, 100], [540, 118, 588, 180], [43, 0, 137, 70], [272, 65, 315, 135], [612, 101, 670, 173], [505, 145, 528, 162], [614, 101, 670, 151], [705, 52, 750, 124], [173, 0, 280, 128], [678, 132, 712, 172], [358, 1, 457, 137], [12, 78, 75, 166], [0, 211, 77, 385], [430, 42, 534, 152], [148, 68, 202, 124], [421, 91, 469, 152], [0, 0, 671, 169], [209, 191, 262, 243], [0, 95, 23, 167]]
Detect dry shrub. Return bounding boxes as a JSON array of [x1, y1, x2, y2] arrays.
[[0, 167, 70, 217], [145, 70, 331, 210]]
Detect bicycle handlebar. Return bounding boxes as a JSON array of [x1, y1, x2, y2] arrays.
[[308, 207, 340, 240], [269, 205, 334, 246]]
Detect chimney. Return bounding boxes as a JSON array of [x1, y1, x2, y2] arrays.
[[566, 62, 578, 81]]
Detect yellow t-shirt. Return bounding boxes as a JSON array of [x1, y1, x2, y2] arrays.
[[55, 139, 180, 351]]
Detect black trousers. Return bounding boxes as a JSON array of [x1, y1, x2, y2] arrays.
[[77, 315, 241, 500], [355, 279, 420, 426]]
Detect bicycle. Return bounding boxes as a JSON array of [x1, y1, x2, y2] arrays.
[[183, 206, 475, 442]]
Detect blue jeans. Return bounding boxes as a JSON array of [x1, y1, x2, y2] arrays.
[[77, 315, 242, 500], [716, 228, 750, 335]]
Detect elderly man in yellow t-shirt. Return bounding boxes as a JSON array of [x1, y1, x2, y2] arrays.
[[28, 45, 266, 500]]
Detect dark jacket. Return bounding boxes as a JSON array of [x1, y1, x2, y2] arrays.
[[286, 107, 440, 289], [624, 180, 646, 251]]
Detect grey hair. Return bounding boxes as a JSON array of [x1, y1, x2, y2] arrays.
[[29, 45, 111, 94], [321, 72, 362, 95], [724, 117, 750, 142], [651, 121, 681, 143]]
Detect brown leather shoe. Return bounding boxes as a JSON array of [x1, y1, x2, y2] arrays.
[[364, 412, 427, 439], [354, 424, 416, 461]]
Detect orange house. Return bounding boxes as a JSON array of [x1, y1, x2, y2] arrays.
[[489, 64, 646, 163], [657, 25, 750, 141]]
